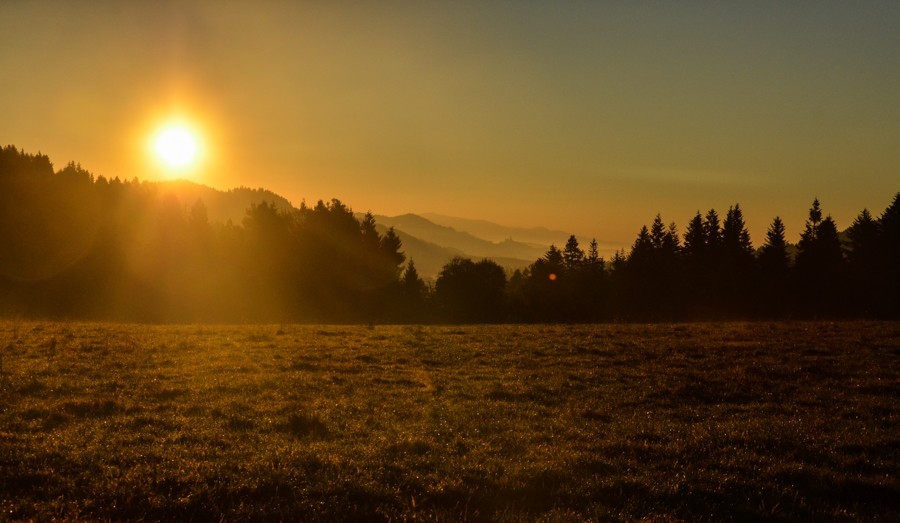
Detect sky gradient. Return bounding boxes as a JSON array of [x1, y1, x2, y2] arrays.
[[2, 1, 898, 251]]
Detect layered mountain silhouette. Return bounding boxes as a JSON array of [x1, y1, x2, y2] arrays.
[[421, 213, 576, 247], [359, 213, 561, 276], [152, 180, 559, 278], [151, 180, 294, 224]]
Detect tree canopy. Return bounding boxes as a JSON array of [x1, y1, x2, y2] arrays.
[[1, 145, 898, 322]]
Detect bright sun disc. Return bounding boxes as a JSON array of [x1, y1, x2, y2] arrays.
[[153, 124, 200, 170]]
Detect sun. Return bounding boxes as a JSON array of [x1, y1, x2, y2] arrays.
[[150, 120, 203, 174]]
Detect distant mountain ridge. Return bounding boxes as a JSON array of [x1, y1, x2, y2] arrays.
[[151, 181, 537, 278], [374, 224, 533, 279], [420, 212, 573, 246], [421, 212, 625, 254], [151, 179, 294, 225], [366, 213, 548, 261]]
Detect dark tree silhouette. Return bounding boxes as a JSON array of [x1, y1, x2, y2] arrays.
[[379, 228, 406, 280], [678, 208, 729, 318], [680, 211, 707, 316], [518, 236, 607, 322], [720, 204, 755, 316], [878, 193, 900, 317], [757, 216, 792, 317], [722, 205, 753, 260], [398, 259, 428, 319], [562, 235, 585, 271], [2, 144, 898, 323], [622, 216, 680, 320], [700, 208, 728, 315], [519, 245, 566, 321], [434, 257, 506, 323], [795, 198, 846, 317], [683, 212, 705, 257], [845, 209, 882, 316], [242, 201, 296, 320], [703, 209, 723, 253], [580, 238, 608, 320]]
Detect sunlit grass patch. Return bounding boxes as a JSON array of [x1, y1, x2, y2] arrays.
[[0, 321, 897, 520]]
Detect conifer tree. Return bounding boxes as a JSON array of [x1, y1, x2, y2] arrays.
[[401, 259, 423, 291], [586, 239, 604, 272], [630, 226, 653, 261], [758, 216, 791, 316], [522, 244, 567, 321], [360, 212, 380, 250], [795, 199, 845, 316], [878, 193, 900, 316], [682, 212, 705, 258], [607, 249, 628, 318], [664, 222, 680, 254], [846, 209, 881, 315], [544, 244, 564, 267], [562, 235, 585, 271], [720, 204, 755, 315], [397, 259, 428, 321], [583, 239, 608, 319], [722, 204, 753, 259], [625, 218, 679, 320], [881, 193, 900, 250], [703, 208, 727, 314], [379, 227, 405, 275], [759, 217, 790, 272], [703, 209, 722, 252], [650, 215, 667, 250]]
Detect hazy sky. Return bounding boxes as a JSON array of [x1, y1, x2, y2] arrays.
[[1, 1, 898, 250]]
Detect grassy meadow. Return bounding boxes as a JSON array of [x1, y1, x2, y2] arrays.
[[0, 321, 897, 521]]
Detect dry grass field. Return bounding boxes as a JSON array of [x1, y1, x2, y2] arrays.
[[0, 321, 898, 521]]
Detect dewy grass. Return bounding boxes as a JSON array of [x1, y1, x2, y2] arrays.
[[0, 321, 897, 521]]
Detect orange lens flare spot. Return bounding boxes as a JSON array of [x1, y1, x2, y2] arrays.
[[548, 273, 557, 281]]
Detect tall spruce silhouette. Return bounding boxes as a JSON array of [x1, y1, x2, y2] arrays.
[[878, 193, 900, 317], [399, 259, 427, 317], [757, 216, 792, 317], [845, 209, 881, 316], [721, 204, 755, 316], [681, 211, 707, 316], [623, 216, 679, 320], [795, 198, 845, 317]]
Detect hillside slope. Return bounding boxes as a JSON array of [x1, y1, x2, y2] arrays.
[[151, 180, 295, 225]]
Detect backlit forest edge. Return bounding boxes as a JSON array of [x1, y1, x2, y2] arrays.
[[2, 145, 898, 323]]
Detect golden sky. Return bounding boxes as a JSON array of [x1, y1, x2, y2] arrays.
[[1, 2, 898, 250]]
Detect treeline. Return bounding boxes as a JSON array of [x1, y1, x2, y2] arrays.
[[0, 146, 408, 322], [499, 197, 899, 322], [1, 145, 898, 322]]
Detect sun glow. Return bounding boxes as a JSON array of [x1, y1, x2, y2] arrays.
[[150, 120, 204, 176]]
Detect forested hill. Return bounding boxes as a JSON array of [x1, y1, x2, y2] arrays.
[[0, 145, 410, 321], [1, 145, 899, 322]]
